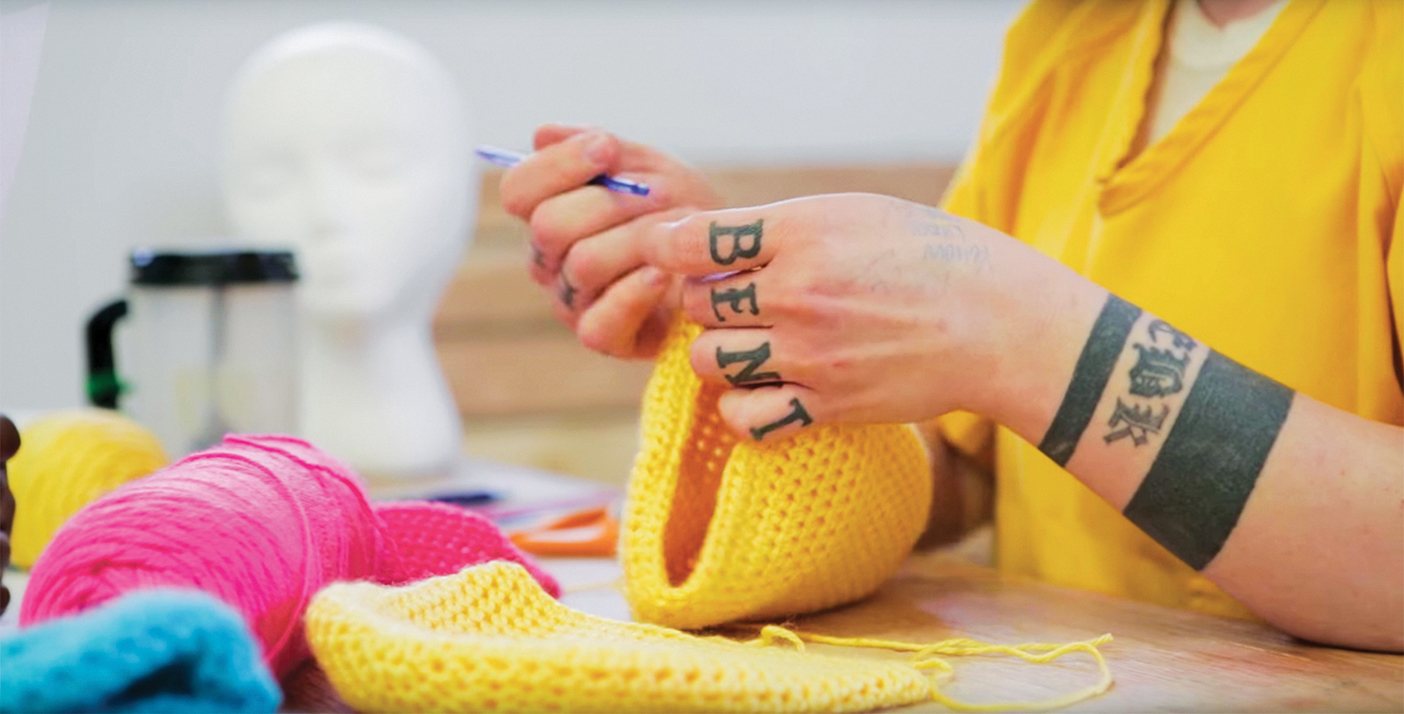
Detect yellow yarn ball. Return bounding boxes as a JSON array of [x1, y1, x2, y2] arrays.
[[623, 320, 934, 630], [9, 409, 168, 568]]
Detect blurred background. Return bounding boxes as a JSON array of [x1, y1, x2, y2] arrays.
[[0, 0, 1022, 484]]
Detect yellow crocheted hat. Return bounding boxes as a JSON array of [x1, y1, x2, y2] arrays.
[[304, 561, 932, 713], [622, 320, 934, 630]]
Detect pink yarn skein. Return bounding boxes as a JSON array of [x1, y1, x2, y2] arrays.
[[20, 434, 558, 677]]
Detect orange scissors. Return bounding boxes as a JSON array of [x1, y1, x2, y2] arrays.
[[509, 506, 619, 557]]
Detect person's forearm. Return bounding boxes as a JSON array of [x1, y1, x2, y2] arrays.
[[980, 261, 1404, 652]]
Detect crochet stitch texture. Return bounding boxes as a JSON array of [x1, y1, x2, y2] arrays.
[[0, 588, 280, 714], [622, 320, 934, 629], [304, 561, 932, 713]]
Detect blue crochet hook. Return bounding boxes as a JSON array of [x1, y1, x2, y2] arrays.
[[475, 145, 651, 197]]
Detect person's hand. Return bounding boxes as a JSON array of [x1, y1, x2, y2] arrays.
[[641, 193, 1078, 441], [499, 124, 723, 359]]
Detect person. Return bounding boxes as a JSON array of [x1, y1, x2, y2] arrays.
[[497, 0, 1402, 652]]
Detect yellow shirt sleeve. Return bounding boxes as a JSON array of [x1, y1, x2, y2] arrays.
[[934, 0, 1082, 468]]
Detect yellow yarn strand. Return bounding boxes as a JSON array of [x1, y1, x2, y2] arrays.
[[751, 625, 1115, 712]]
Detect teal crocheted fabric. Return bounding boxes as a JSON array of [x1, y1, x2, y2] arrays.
[[0, 589, 280, 713]]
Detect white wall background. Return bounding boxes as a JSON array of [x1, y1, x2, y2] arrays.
[[0, 0, 1023, 409]]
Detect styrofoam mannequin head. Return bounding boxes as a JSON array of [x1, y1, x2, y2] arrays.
[[220, 23, 474, 325]]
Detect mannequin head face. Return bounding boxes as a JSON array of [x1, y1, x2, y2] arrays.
[[221, 24, 474, 326]]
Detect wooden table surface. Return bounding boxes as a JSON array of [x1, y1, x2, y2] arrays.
[[797, 551, 1403, 712], [282, 548, 1403, 713]]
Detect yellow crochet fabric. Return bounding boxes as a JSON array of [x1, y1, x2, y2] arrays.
[[9, 409, 168, 567], [304, 561, 933, 713], [622, 320, 934, 629]]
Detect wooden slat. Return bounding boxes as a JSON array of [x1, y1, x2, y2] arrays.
[[435, 244, 556, 334], [437, 331, 653, 417]]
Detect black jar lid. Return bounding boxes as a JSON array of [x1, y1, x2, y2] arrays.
[[129, 248, 298, 286]]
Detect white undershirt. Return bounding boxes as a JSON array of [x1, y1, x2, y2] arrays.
[[1146, 0, 1288, 143]]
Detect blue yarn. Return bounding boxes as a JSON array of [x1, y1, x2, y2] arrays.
[[0, 589, 280, 713]]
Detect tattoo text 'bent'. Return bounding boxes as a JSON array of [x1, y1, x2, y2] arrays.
[[711, 283, 760, 322], [750, 398, 814, 441], [709, 220, 764, 266], [716, 342, 781, 386]]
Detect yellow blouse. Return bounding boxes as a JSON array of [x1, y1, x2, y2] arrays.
[[940, 0, 1403, 618]]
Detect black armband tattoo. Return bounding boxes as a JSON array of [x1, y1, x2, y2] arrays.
[[1038, 295, 1142, 465], [1123, 351, 1294, 570]]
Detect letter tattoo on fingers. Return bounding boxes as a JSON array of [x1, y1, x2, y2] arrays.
[[749, 397, 814, 440], [716, 342, 781, 386], [711, 282, 759, 322], [559, 275, 578, 309], [709, 220, 763, 266]]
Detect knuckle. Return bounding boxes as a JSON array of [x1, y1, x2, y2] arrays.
[[786, 342, 819, 376], [680, 290, 710, 324], [688, 337, 716, 377], [528, 209, 570, 254], [499, 176, 532, 219], [564, 247, 597, 286], [761, 286, 804, 318], [577, 321, 613, 355]]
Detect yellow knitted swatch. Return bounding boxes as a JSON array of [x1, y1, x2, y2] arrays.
[[304, 561, 933, 713], [622, 320, 934, 629], [9, 409, 168, 567]]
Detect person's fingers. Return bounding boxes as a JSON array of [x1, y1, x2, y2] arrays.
[[552, 208, 692, 307], [500, 131, 621, 219], [679, 269, 772, 328], [689, 328, 810, 389], [533, 123, 590, 150], [640, 205, 786, 276], [717, 383, 824, 442], [554, 222, 641, 312], [575, 267, 675, 358], [530, 185, 673, 274]]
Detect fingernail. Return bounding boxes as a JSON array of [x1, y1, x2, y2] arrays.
[[584, 133, 612, 166]]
